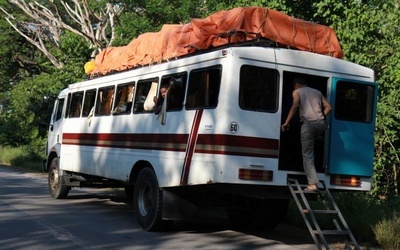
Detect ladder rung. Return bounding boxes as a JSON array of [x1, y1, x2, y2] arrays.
[[303, 189, 327, 194], [293, 190, 321, 194], [313, 230, 350, 235], [304, 209, 338, 214]]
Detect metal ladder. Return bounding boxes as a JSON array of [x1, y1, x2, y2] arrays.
[[287, 178, 360, 250]]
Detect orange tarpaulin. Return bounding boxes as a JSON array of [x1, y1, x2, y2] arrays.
[[91, 7, 343, 75]]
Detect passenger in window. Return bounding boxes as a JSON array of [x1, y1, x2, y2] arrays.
[[71, 101, 81, 117], [114, 85, 134, 114], [126, 85, 134, 112], [281, 77, 332, 191], [153, 83, 169, 115], [100, 89, 114, 115]]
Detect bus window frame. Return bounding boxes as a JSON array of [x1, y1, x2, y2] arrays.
[[68, 91, 84, 118], [334, 80, 375, 123], [54, 98, 65, 122], [95, 85, 116, 116], [185, 65, 222, 110], [113, 82, 135, 115], [239, 65, 279, 113], [133, 77, 159, 114], [82, 89, 97, 117], [160, 72, 187, 112]]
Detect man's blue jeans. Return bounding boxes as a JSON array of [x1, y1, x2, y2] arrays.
[[300, 121, 326, 185]]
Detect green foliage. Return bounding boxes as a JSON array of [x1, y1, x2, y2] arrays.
[[333, 192, 382, 243], [113, 12, 153, 46], [200, 0, 317, 20], [373, 211, 400, 249], [332, 193, 400, 246], [0, 145, 43, 170], [0, 73, 58, 146], [113, 0, 209, 46], [0, 20, 19, 91], [313, 0, 400, 198], [0, 29, 90, 147]]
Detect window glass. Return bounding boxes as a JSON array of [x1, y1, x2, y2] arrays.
[[159, 73, 187, 112], [334, 81, 375, 123], [82, 89, 96, 117], [239, 65, 278, 112], [186, 67, 221, 109], [113, 83, 135, 115], [68, 92, 83, 118], [133, 79, 158, 113], [65, 94, 71, 118], [55, 98, 64, 121], [95, 86, 115, 116]]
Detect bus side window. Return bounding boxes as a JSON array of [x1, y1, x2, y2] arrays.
[[68, 92, 84, 118], [54, 98, 65, 121], [96, 86, 115, 116], [186, 66, 221, 109], [82, 89, 96, 117], [134, 79, 158, 113], [65, 93, 71, 118], [161, 72, 187, 111], [239, 65, 278, 112], [113, 83, 135, 115], [334, 81, 374, 123]]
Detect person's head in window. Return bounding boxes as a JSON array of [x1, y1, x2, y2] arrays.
[[159, 84, 169, 99], [153, 84, 169, 114]]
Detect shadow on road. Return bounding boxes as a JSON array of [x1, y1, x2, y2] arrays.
[[68, 187, 314, 247]]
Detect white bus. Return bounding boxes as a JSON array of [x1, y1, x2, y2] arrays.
[[44, 42, 377, 231]]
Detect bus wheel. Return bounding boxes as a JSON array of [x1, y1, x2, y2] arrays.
[[133, 168, 169, 231], [48, 158, 70, 199]]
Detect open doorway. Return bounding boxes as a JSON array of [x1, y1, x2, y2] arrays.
[[279, 71, 329, 173]]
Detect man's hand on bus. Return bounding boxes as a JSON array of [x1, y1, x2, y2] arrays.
[[281, 123, 290, 132]]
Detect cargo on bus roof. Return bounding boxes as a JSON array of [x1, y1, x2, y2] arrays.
[[87, 6, 343, 76]]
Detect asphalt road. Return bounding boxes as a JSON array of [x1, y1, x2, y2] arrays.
[[0, 165, 316, 250]]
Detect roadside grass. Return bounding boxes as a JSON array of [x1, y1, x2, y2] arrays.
[[373, 211, 400, 250], [0, 146, 43, 171], [286, 191, 400, 249]]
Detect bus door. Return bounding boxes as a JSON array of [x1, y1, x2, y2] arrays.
[[328, 78, 378, 176]]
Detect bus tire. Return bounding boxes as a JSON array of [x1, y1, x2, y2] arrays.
[[133, 168, 169, 231], [48, 158, 70, 199]]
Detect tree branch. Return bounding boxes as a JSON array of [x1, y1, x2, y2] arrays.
[[1, 0, 124, 68]]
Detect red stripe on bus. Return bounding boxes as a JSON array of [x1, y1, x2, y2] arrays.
[[63, 133, 188, 143], [63, 133, 188, 152], [196, 134, 278, 149], [180, 109, 203, 186], [62, 132, 278, 157], [195, 134, 278, 158], [194, 149, 277, 158]]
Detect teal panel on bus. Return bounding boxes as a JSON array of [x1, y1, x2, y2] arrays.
[[328, 78, 377, 177]]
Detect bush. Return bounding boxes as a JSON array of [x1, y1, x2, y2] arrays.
[[373, 212, 400, 250], [0, 145, 43, 171]]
